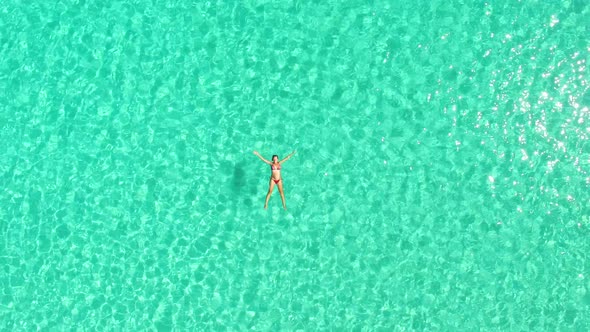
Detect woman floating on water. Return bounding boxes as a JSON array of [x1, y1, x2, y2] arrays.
[[253, 150, 296, 210]]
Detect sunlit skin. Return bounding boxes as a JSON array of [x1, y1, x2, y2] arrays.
[[253, 150, 296, 210]]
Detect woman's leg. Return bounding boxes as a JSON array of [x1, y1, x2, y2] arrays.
[[264, 179, 275, 209], [277, 180, 286, 210]]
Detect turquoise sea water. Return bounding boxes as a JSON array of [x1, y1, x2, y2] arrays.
[[1, 0, 589, 330]]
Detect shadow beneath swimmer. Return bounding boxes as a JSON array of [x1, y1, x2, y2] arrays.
[[232, 164, 246, 191], [232, 163, 256, 208]]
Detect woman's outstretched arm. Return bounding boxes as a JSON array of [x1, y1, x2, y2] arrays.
[[279, 150, 296, 164], [253, 151, 272, 164]]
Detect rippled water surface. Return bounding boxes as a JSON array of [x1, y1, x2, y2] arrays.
[[1, 0, 589, 330]]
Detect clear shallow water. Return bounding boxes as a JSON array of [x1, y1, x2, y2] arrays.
[[1, 0, 589, 330]]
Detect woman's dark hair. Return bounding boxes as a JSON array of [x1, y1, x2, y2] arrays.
[[272, 155, 278, 161]]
